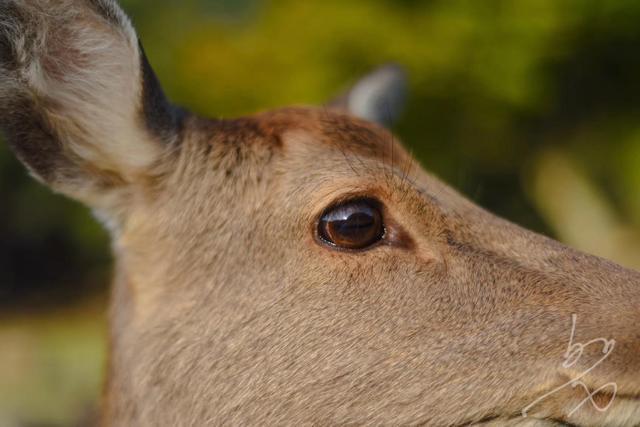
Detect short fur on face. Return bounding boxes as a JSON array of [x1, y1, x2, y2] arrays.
[[1, 1, 639, 426]]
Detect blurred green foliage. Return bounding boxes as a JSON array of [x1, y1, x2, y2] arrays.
[[0, 306, 105, 427], [1, 0, 640, 424]]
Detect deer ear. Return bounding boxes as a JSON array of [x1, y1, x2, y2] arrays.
[[328, 64, 408, 127], [0, 0, 183, 213]]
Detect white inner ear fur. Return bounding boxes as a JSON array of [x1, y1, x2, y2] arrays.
[[5, 0, 162, 180]]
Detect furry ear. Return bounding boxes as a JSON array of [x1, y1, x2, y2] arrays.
[[0, 0, 183, 212], [329, 64, 408, 127]]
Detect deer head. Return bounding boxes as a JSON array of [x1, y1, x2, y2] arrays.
[[1, 1, 639, 425]]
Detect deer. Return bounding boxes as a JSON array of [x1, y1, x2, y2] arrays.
[[1, 1, 639, 426]]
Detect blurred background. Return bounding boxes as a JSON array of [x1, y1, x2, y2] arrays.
[[1, 0, 640, 425]]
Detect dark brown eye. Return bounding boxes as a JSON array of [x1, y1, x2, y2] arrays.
[[318, 199, 384, 250]]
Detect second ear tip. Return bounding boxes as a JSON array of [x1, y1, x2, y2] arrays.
[[349, 63, 408, 127], [374, 63, 408, 81], [366, 63, 409, 100]]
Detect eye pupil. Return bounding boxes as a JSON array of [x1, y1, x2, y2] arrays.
[[318, 199, 384, 250], [333, 213, 374, 237]]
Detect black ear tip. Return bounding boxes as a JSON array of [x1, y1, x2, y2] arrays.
[[139, 43, 185, 143]]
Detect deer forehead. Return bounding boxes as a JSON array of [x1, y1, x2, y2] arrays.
[[120, 109, 412, 242], [118, 108, 434, 271], [203, 107, 404, 162]]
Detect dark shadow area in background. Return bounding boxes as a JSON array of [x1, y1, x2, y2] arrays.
[[0, 146, 110, 312]]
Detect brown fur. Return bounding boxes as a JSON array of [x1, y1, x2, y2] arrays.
[[1, 2, 639, 426]]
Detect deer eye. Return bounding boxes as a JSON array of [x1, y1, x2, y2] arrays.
[[318, 199, 384, 250]]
